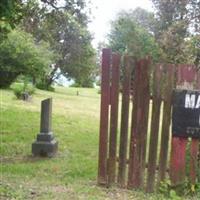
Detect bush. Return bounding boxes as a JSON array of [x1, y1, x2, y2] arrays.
[[70, 82, 81, 88], [70, 80, 94, 88], [36, 82, 55, 92], [0, 29, 55, 88], [0, 71, 19, 88], [12, 84, 35, 100]]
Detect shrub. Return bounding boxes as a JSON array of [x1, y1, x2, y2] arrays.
[[0, 71, 19, 88], [12, 84, 35, 100], [0, 29, 55, 88], [70, 82, 81, 88], [36, 82, 55, 92]]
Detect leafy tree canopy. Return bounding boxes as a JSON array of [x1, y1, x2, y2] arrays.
[[183, 35, 200, 67], [0, 29, 55, 88], [21, 0, 96, 88], [108, 10, 162, 62], [151, 0, 200, 63], [0, 0, 23, 40]]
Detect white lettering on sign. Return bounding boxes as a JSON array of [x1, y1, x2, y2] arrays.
[[185, 94, 196, 108], [196, 96, 200, 108], [185, 94, 200, 109]]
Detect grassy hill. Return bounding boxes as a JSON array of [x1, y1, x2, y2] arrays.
[[0, 87, 198, 199]]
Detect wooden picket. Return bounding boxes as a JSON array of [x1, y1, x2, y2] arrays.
[[128, 58, 150, 189], [158, 64, 175, 185], [190, 70, 200, 185], [146, 64, 163, 192], [98, 48, 200, 192], [170, 65, 199, 186], [98, 48, 111, 185], [118, 56, 132, 187], [108, 53, 121, 185]]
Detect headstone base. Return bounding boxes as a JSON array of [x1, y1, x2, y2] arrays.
[[32, 138, 58, 157]]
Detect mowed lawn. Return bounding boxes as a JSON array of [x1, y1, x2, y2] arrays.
[[0, 87, 198, 200]]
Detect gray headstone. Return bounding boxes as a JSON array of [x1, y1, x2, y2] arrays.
[[40, 98, 52, 133], [32, 98, 58, 157]]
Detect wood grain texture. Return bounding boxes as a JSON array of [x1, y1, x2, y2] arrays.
[[158, 65, 175, 184], [108, 53, 121, 185], [170, 65, 197, 186], [98, 48, 112, 185], [128, 58, 150, 189], [146, 64, 163, 192], [118, 56, 133, 187]]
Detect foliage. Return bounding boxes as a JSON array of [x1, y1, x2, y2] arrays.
[[71, 76, 94, 88], [42, 10, 95, 88], [151, 0, 200, 63], [0, 29, 55, 88], [12, 83, 35, 100], [109, 2, 200, 65], [0, 71, 19, 89], [158, 21, 188, 63], [183, 35, 200, 68], [127, 7, 157, 34], [108, 10, 162, 62], [0, 0, 23, 41], [21, 0, 96, 88], [36, 81, 55, 91], [0, 0, 96, 89], [151, 0, 200, 33]]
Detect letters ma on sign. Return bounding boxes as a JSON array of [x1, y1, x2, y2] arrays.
[[172, 90, 200, 138]]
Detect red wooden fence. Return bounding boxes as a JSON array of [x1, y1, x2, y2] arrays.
[[98, 48, 200, 192]]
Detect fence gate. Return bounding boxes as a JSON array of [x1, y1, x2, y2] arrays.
[[98, 48, 200, 192]]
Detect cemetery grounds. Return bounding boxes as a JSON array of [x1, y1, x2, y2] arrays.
[[0, 86, 199, 199]]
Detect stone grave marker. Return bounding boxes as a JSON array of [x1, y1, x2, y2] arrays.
[[32, 98, 58, 157]]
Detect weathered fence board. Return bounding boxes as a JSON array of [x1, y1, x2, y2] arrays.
[[158, 65, 175, 184], [108, 53, 121, 185], [118, 56, 132, 187], [170, 65, 198, 186], [128, 58, 150, 189], [146, 64, 163, 192], [98, 49, 200, 191], [170, 137, 188, 185], [98, 48, 112, 185], [189, 69, 200, 185], [190, 139, 199, 184]]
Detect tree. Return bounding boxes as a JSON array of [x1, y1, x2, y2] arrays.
[[151, 0, 200, 63], [127, 7, 157, 35], [183, 35, 200, 68], [21, 0, 96, 88], [0, 29, 54, 88], [108, 10, 161, 61], [151, 0, 200, 32], [0, 0, 23, 41], [41, 10, 95, 86]]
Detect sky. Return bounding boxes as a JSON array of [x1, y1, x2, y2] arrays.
[[59, 0, 154, 86], [87, 0, 154, 47]]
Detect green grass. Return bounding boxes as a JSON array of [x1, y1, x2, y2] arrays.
[[0, 86, 199, 199]]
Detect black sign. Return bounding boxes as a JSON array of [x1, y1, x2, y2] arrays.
[[172, 90, 200, 138]]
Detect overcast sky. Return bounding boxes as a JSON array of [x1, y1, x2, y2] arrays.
[[87, 0, 154, 47]]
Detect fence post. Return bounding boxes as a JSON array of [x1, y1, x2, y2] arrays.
[[158, 65, 175, 184], [118, 56, 132, 187], [128, 58, 150, 189], [146, 64, 163, 192], [170, 65, 197, 186], [108, 53, 121, 185], [98, 48, 112, 185], [189, 69, 200, 185]]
